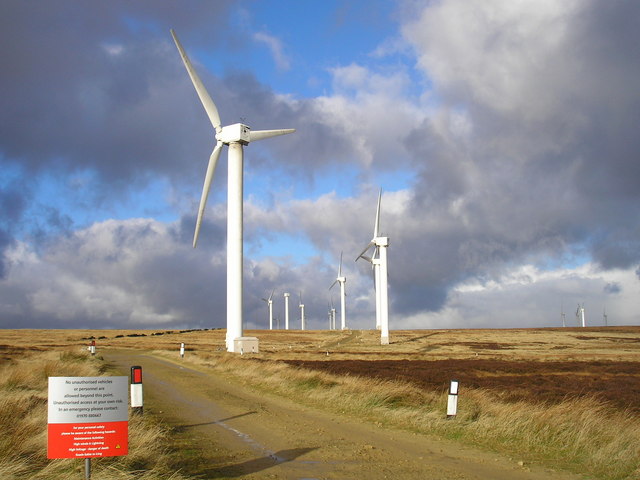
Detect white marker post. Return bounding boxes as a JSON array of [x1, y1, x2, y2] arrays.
[[90, 340, 96, 356], [447, 380, 459, 418], [130, 366, 143, 415], [180, 343, 185, 358]]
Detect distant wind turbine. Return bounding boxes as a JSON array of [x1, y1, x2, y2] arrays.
[[330, 252, 347, 330], [356, 189, 390, 345], [171, 30, 295, 352], [576, 303, 586, 327], [603, 307, 608, 327], [328, 298, 336, 330], [261, 290, 275, 330], [284, 292, 291, 330], [331, 298, 336, 330], [299, 292, 306, 331], [561, 300, 566, 328]]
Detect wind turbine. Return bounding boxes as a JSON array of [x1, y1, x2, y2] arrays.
[[330, 298, 336, 330], [171, 30, 295, 352], [561, 300, 566, 328], [283, 292, 291, 330], [603, 307, 608, 327], [330, 252, 347, 330], [576, 303, 586, 327], [356, 189, 390, 345], [299, 292, 306, 331], [261, 290, 275, 330]]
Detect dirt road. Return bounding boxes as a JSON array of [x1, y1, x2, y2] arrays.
[[105, 350, 584, 480]]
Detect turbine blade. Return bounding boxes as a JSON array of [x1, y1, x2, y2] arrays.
[[193, 142, 223, 248], [170, 29, 222, 132], [356, 242, 375, 261], [338, 251, 343, 276], [374, 188, 382, 238], [268, 288, 274, 301], [329, 280, 337, 290], [249, 129, 295, 142]]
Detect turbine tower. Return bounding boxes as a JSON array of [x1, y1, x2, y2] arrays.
[[299, 292, 306, 331], [284, 292, 290, 330], [171, 30, 294, 352], [603, 307, 608, 327], [261, 290, 275, 330], [331, 298, 336, 330], [356, 189, 390, 345], [561, 300, 566, 328], [330, 252, 347, 330], [576, 303, 586, 327]]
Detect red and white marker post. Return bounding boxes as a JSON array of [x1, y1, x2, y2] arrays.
[[130, 366, 143, 415], [89, 340, 96, 356]]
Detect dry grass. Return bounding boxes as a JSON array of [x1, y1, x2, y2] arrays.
[[0, 348, 189, 480], [165, 351, 640, 480], [2, 327, 640, 479]]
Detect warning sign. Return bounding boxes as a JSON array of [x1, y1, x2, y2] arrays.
[[48, 376, 128, 459]]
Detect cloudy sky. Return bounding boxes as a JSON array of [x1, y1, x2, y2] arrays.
[[1, 0, 639, 331]]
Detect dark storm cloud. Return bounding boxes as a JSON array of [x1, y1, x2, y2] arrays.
[[0, 182, 27, 278], [394, 0, 640, 315], [0, 1, 232, 184], [603, 282, 621, 295]]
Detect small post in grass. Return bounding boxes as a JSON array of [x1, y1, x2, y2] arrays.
[[180, 342, 185, 358], [84, 457, 91, 479], [90, 340, 96, 356], [447, 380, 459, 419], [130, 366, 143, 415]]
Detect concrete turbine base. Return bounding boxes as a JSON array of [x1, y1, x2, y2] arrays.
[[233, 337, 259, 354]]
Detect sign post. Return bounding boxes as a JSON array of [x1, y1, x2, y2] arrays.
[[48, 376, 128, 478]]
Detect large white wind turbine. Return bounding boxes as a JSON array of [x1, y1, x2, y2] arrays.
[[171, 30, 295, 352], [329, 252, 347, 330], [261, 290, 274, 330], [356, 189, 390, 345]]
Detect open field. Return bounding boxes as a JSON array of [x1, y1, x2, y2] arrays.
[[1, 326, 639, 479], [3, 326, 640, 413]]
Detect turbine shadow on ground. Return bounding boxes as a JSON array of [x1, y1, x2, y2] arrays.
[[172, 411, 257, 433], [201, 447, 318, 478]]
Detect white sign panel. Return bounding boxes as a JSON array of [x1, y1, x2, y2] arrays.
[[48, 377, 128, 423]]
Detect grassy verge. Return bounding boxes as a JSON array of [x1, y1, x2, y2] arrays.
[[0, 349, 189, 480], [168, 351, 640, 480]]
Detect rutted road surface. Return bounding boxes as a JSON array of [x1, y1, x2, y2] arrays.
[[105, 350, 584, 480]]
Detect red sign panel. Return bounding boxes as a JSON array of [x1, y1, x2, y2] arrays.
[[48, 376, 128, 459], [47, 421, 128, 459]]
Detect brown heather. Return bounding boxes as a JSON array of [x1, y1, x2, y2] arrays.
[[2, 327, 640, 479], [164, 350, 640, 480]]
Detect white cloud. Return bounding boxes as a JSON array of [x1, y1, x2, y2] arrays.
[[253, 31, 291, 71]]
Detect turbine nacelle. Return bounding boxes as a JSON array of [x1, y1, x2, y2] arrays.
[[216, 123, 251, 145], [375, 236, 389, 247], [215, 123, 296, 146]]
